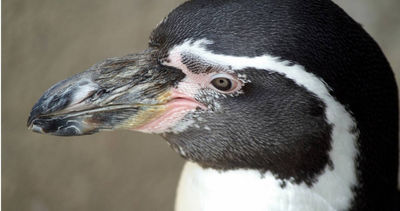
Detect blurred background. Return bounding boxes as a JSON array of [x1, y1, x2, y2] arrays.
[[2, 0, 400, 210]]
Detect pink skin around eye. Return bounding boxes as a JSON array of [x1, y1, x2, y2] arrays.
[[135, 52, 240, 133], [166, 52, 241, 94]]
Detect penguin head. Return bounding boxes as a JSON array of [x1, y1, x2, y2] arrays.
[[27, 0, 398, 207]]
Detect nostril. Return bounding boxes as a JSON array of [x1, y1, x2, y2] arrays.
[[94, 88, 107, 98], [77, 90, 97, 103]]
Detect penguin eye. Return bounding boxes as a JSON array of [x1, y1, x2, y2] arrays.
[[211, 77, 232, 91], [209, 73, 240, 93]]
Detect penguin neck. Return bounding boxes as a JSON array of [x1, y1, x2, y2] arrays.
[[175, 161, 354, 211], [174, 105, 360, 211]]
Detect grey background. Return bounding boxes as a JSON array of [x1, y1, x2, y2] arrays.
[[2, 0, 400, 211]]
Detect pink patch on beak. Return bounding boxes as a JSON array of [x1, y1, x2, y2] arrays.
[[135, 90, 206, 133]]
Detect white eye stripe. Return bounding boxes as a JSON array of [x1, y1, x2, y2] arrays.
[[181, 53, 231, 74]]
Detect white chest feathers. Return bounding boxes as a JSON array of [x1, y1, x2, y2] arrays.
[[175, 162, 345, 211]]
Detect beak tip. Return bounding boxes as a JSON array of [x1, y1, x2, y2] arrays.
[[27, 114, 35, 128], [26, 115, 45, 134], [27, 105, 42, 128]]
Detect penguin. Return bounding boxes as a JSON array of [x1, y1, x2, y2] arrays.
[[27, 0, 399, 210]]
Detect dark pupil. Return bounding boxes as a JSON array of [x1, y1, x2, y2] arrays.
[[212, 77, 232, 91]]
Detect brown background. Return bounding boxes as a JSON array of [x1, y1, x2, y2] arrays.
[[2, 0, 400, 211]]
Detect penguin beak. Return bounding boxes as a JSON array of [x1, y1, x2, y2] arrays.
[[27, 49, 192, 136]]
